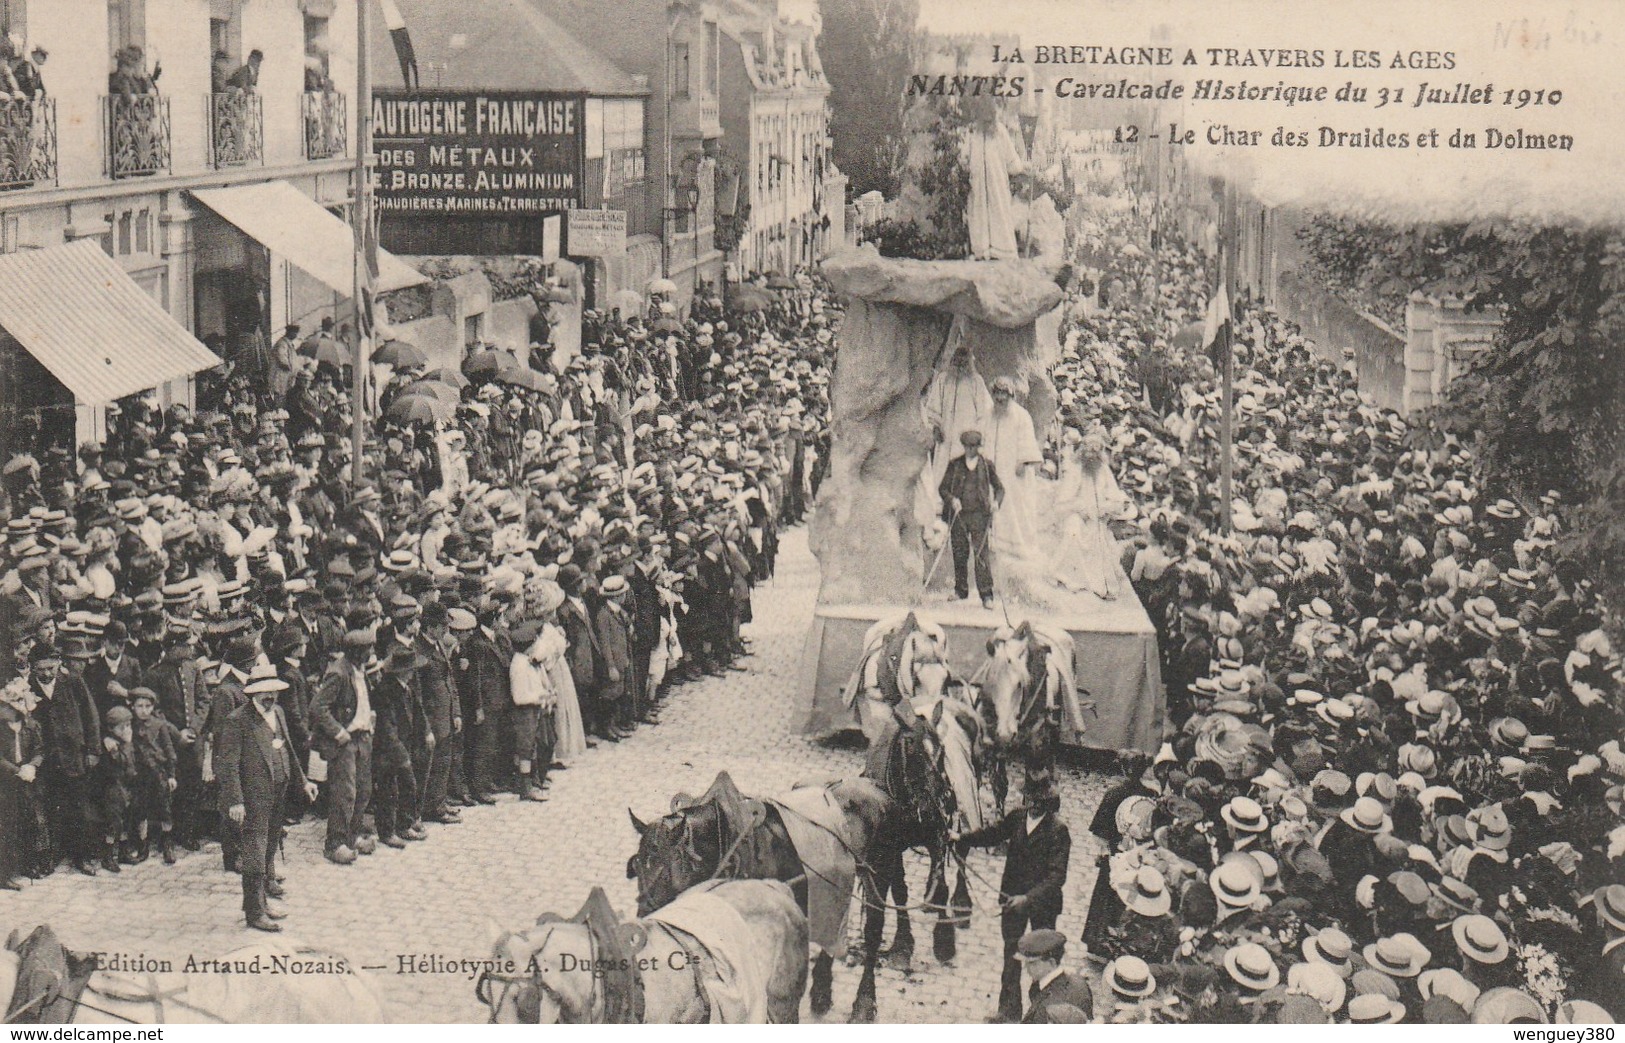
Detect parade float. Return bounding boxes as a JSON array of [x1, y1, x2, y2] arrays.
[[797, 50, 1164, 754]]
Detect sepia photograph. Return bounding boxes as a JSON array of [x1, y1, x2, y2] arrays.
[[0, 0, 1620, 1029]]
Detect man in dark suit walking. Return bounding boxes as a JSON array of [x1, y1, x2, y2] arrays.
[[937, 429, 1003, 609], [1015, 929, 1094, 1023], [216, 671, 314, 932], [956, 770, 1072, 1022]]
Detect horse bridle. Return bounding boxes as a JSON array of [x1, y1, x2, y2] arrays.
[[476, 925, 601, 1025], [981, 642, 1051, 745]]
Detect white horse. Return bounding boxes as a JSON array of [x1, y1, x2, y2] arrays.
[[842, 611, 985, 833], [972, 622, 1088, 811], [480, 881, 806, 1024]]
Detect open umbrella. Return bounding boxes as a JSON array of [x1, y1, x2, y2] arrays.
[[765, 272, 797, 290], [651, 316, 684, 334], [609, 289, 645, 316], [496, 367, 550, 392], [371, 338, 428, 369], [299, 334, 348, 368], [725, 284, 773, 313], [647, 277, 678, 296], [386, 392, 454, 425], [422, 367, 470, 389], [400, 379, 461, 404], [463, 348, 522, 379]]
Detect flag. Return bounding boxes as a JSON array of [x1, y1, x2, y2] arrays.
[[379, 0, 419, 90], [1203, 284, 1230, 365], [353, 198, 380, 341]]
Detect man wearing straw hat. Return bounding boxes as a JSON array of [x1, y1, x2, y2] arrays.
[[217, 667, 315, 931]]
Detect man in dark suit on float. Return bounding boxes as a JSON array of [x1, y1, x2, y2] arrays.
[[938, 429, 1004, 609], [956, 769, 1072, 1022], [217, 670, 315, 932]]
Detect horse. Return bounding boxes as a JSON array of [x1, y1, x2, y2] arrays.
[[626, 771, 887, 1019], [844, 611, 985, 836], [1, 926, 384, 1024], [973, 622, 1089, 813], [479, 881, 806, 1024], [843, 613, 982, 977]]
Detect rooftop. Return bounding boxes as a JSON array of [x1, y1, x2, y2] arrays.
[[372, 0, 649, 96]]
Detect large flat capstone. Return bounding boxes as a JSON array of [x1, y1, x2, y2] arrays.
[[821, 247, 1063, 329]]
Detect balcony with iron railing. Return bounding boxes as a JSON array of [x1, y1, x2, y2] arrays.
[[207, 90, 264, 168], [0, 97, 56, 191], [103, 94, 171, 179], [301, 90, 347, 160]]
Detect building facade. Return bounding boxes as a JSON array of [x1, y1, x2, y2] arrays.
[[531, 0, 732, 300], [717, 0, 842, 276], [0, 0, 367, 444]]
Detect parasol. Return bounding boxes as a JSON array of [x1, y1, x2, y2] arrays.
[[400, 379, 461, 404], [651, 316, 684, 334], [497, 367, 550, 392], [371, 338, 428, 369], [609, 289, 645, 316], [764, 272, 797, 290], [421, 367, 469, 389], [463, 348, 523, 379], [386, 393, 454, 425], [725, 284, 773, 313], [299, 334, 348, 368], [647, 277, 678, 296]]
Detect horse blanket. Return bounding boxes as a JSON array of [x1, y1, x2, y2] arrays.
[[4, 926, 95, 1024], [647, 880, 772, 1024], [769, 784, 855, 958]]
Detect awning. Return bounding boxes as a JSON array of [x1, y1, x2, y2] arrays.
[[190, 181, 426, 295], [0, 240, 221, 404]]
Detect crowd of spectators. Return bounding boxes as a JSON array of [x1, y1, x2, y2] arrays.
[[1045, 193, 1623, 1024]]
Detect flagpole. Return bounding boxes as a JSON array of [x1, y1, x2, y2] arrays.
[[351, 0, 371, 488], [1217, 177, 1236, 534]]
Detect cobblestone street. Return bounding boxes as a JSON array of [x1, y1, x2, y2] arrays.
[[0, 527, 1112, 1023]]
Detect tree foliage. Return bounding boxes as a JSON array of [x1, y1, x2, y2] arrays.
[[1300, 217, 1625, 617], [821, 0, 920, 199]]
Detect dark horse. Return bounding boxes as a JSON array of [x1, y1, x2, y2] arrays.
[[850, 698, 967, 1019], [627, 771, 887, 1022]]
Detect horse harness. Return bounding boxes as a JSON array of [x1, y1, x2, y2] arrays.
[[4, 969, 232, 1025], [478, 920, 713, 1025]]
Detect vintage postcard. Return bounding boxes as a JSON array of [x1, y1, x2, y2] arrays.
[[0, 0, 1619, 1031]]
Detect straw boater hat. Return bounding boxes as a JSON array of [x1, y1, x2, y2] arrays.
[[1104, 955, 1157, 999], [1223, 942, 1280, 991], [1451, 914, 1509, 965], [1302, 927, 1355, 977], [1340, 796, 1392, 834], [1125, 866, 1172, 917], [1418, 967, 1481, 1012], [1286, 960, 1347, 1015], [1348, 993, 1405, 1024], [1363, 934, 1430, 978], [1210, 858, 1263, 910], [1471, 987, 1548, 1025], [1220, 795, 1269, 833]]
